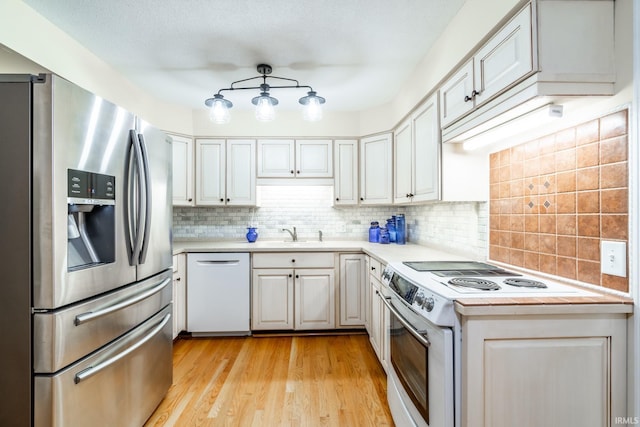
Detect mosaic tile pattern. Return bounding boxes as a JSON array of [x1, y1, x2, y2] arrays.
[[489, 110, 629, 292]]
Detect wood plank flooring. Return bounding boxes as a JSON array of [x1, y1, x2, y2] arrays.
[[145, 334, 394, 427]]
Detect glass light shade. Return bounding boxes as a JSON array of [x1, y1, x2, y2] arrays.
[[254, 96, 276, 122], [299, 91, 325, 122], [206, 95, 232, 124], [302, 97, 323, 121]]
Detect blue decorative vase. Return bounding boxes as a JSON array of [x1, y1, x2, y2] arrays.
[[246, 227, 258, 243]]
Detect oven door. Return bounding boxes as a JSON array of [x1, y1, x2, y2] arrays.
[[380, 290, 454, 427]]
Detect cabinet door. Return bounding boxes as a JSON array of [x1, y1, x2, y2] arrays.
[[334, 139, 359, 205], [252, 269, 294, 330], [473, 4, 533, 107], [369, 276, 382, 360], [226, 139, 256, 206], [257, 139, 295, 177], [195, 139, 225, 205], [170, 134, 194, 206], [339, 254, 366, 326], [439, 60, 474, 128], [411, 94, 440, 202], [295, 140, 333, 177], [295, 269, 335, 330], [393, 119, 413, 204], [360, 133, 392, 205]]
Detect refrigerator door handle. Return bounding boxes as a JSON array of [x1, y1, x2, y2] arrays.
[[74, 313, 171, 384], [137, 133, 152, 265], [126, 129, 145, 265], [74, 278, 171, 326]]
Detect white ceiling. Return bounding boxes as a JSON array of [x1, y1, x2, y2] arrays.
[[23, 0, 466, 113]]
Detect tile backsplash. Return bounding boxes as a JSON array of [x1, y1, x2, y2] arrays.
[[489, 109, 629, 293], [173, 185, 488, 260]]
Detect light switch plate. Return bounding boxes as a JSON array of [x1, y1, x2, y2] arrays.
[[600, 241, 627, 277]]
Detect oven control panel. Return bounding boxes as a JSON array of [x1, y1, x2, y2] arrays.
[[382, 264, 456, 327]]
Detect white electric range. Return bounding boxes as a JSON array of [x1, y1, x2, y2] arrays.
[[379, 260, 598, 427]]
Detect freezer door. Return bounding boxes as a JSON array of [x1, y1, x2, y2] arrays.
[[32, 75, 137, 309], [130, 119, 173, 281], [34, 305, 173, 427], [33, 269, 172, 373]]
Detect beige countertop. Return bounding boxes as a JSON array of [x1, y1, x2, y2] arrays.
[[172, 239, 470, 264], [173, 239, 634, 310]]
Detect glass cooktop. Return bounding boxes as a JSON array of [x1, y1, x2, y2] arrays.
[[402, 261, 521, 277]]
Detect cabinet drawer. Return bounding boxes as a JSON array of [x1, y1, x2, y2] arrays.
[[252, 252, 334, 269], [369, 257, 382, 280]]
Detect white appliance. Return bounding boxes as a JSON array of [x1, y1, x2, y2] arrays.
[[0, 74, 173, 426], [187, 253, 251, 335], [380, 261, 597, 427]]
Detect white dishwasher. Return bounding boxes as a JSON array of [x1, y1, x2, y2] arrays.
[[187, 253, 250, 336]]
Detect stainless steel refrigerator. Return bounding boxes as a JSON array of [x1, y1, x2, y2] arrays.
[[0, 74, 173, 426]]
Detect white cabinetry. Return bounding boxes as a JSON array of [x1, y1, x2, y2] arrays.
[[171, 254, 186, 339], [367, 257, 388, 371], [170, 134, 194, 206], [195, 139, 256, 206], [442, 1, 615, 142], [338, 254, 366, 326], [394, 94, 440, 204], [252, 253, 335, 330], [334, 139, 359, 206], [459, 306, 629, 427], [440, 5, 533, 128], [257, 139, 333, 178], [360, 133, 392, 205]]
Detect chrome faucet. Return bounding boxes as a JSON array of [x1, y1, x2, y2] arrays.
[[282, 227, 298, 242]]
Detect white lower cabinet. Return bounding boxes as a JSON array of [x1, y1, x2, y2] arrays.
[[171, 254, 186, 339], [460, 309, 628, 427], [338, 254, 366, 326], [251, 253, 335, 331], [366, 256, 388, 371]]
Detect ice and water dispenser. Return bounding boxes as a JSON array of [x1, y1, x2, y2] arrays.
[[67, 169, 116, 271]]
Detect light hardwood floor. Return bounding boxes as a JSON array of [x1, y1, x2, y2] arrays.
[[145, 334, 394, 427]]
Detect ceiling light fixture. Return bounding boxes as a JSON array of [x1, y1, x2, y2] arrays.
[[205, 64, 326, 123]]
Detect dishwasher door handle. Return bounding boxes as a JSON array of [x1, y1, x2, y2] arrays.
[[196, 260, 241, 266]]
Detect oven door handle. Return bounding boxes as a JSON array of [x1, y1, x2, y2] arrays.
[[377, 290, 431, 348]]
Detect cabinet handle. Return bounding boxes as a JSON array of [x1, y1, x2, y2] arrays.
[[288, 274, 293, 278], [291, 259, 296, 263], [336, 197, 340, 201], [219, 198, 224, 202], [176, 277, 181, 281], [464, 94, 473, 102], [472, 89, 480, 98], [226, 198, 230, 202], [371, 266, 376, 271], [290, 170, 294, 174], [188, 198, 192, 202], [297, 170, 300, 174], [295, 274, 299, 279], [360, 197, 364, 201]]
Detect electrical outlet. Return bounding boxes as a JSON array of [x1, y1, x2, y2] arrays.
[[600, 241, 627, 277]]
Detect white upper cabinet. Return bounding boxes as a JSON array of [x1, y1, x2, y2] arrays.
[[296, 140, 333, 177], [334, 139, 359, 206], [195, 139, 256, 206], [440, 60, 475, 129], [441, 1, 615, 142], [169, 134, 194, 206], [257, 139, 333, 178], [394, 94, 440, 204], [257, 139, 295, 177], [360, 133, 392, 205], [411, 95, 440, 202], [440, 5, 533, 128]]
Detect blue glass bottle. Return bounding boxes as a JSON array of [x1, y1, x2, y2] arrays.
[[379, 227, 390, 244], [368, 221, 380, 243], [395, 214, 406, 245], [387, 217, 396, 242]]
